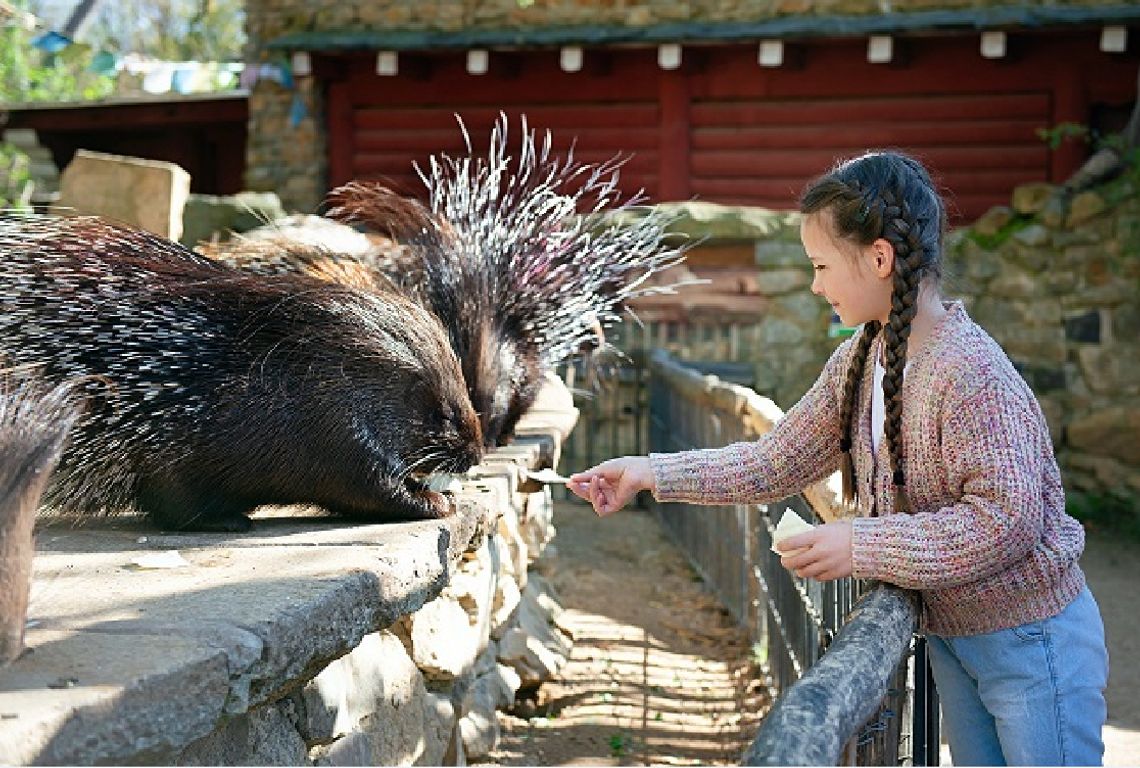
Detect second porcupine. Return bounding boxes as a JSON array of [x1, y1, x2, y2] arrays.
[[0, 214, 483, 532], [0, 372, 80, 665], [207, 115, 692, 446], [203, 184, 537, 448]]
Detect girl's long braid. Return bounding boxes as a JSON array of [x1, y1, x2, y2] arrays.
[[838, 320, 879, 506], [878, 191, 928, 512]]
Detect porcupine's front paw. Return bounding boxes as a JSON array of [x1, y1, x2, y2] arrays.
[[405, 489, 450, 518], [345, 481, 455, 521]]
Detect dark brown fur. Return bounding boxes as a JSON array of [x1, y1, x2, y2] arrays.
[[0, 214, 483, 532]]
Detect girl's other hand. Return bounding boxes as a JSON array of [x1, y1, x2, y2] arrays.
[[568, 456, 655, 517], [778, 520, 854, 581]]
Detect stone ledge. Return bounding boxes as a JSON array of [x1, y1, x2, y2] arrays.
[[0, 378, 579, 765]]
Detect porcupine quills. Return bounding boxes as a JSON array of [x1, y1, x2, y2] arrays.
[[207, 114, 695, 446], [0, 213, 483, 532], [0, 372, 80, 665]]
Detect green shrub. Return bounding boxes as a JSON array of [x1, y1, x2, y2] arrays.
[[0, 143, 33, 210], [1067, 489, 1140, 540]]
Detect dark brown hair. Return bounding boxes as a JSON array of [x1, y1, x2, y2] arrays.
[[799, 151, 947, 512]]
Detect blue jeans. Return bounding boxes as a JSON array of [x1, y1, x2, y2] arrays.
[[926, 587, 1109, 766]]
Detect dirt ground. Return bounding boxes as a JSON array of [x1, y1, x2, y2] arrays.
[[487, 501, 1140, 767], [488, 499, 767, 766], [1081, 530, 1140, 767]]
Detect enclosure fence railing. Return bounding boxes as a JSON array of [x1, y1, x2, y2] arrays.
[[640, 348, 940, 766]]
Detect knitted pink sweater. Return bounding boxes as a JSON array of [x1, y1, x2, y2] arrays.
[[650, 302, 1086, 636]]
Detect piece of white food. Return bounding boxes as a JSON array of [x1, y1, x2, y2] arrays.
[[527, 468, 571, 484], [770, 509, 815, 555]]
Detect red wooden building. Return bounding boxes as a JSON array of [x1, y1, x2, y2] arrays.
[[3, 93, 248, 196], [263, 9, 1140, 222]]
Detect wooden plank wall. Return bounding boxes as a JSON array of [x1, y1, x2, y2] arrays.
[[322, 28, 1139, 222]]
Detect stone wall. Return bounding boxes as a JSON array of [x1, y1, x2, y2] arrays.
[[0, 376, 579, 765], [244, 77, 326, 215], [946, 176, 1140, 498]]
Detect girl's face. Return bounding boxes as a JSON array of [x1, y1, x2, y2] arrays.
[[800, 212, 895, 328]]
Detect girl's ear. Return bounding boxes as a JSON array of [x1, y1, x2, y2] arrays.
[[869, 238, 895, 278]]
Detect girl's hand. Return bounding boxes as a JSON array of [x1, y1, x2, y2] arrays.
[[568, 456, 655, 517], [778, 520, 854, 581]]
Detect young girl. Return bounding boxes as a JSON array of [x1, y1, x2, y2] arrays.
[[568, 151, 1109, 766]]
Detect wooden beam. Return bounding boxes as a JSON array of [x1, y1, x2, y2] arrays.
[[1050, 65, 1087, 183], [743, 585, 919, 766], [658, 68, 691, 201], [326, 80, 354, 189]]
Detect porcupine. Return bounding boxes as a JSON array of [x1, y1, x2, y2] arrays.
[[0, 214, 483, 532], [0, 372, 80, 665], [204, 174, 538, 448], [206, 114, 693, 446]]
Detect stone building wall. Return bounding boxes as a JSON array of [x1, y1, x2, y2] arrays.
[[244, 77, 326, 215], [945, 175, 1140, 499]]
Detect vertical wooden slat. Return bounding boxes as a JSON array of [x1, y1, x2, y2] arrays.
[[326, 81, 354, 189], [658, 68, 692, 201], [1050, 66, 1088, 184]]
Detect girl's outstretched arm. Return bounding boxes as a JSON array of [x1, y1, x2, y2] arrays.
[[568, 456, 656, 516]]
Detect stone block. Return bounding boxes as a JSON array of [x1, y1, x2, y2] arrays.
[[58, 150, 191, 241], [988, 264, 1042, 299], [448, 540, 498, 646], [973, 205, 1014, 236], [1076, 347, 1140, 396], [1041, 195, 1069, 228], [521, 489, 556, 561], [1111, 303, 1140, 340], [1067, 407, 1140, 465], [755, 239, 809, 267], [1012, 223, 1050, 248], [642, 201, 797, 242], [402, 591, 483, 681], [496, 575, 573, 687], [419, 692, 458, 766], [1010, 183, 1058, 216], [755, 268, 811, 296], [180, 191, 287, 248], [0, 630, 233, 765], [314, 731, 372, 765], [491, 573, 522, 639], [496, 508, 529, 584], [458, 710, 499, 761], [497, 628, 566, 688], [304, 631, 446, 765], [1064, 310, 1102, 344], [757, 316, 807, 346], [1067, 190, 1109, 227], [177, 701, 308, 766]]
